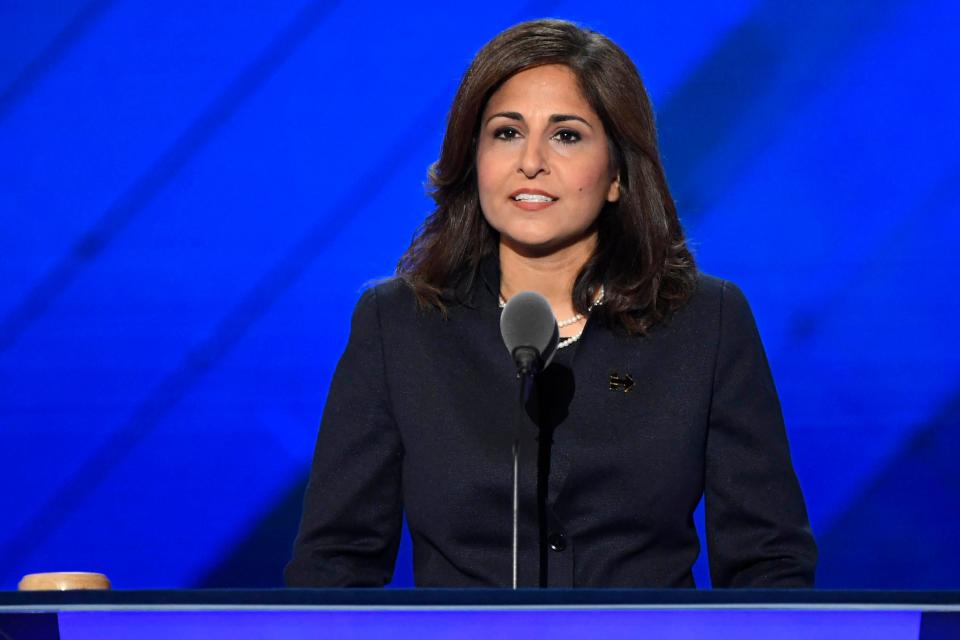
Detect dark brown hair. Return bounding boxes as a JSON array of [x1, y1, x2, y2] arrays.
[[397, 18, 697, 334]]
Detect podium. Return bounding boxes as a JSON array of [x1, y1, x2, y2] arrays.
[[2, 590, 959, 639]]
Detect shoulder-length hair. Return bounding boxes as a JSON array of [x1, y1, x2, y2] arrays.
[[397, 18, 697, 334]]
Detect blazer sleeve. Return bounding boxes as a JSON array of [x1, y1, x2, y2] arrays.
[[704, 281, 818, 587], [284, 286, 403, 587]]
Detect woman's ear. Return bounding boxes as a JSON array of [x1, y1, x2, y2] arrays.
[[607, 173, 621, 203]]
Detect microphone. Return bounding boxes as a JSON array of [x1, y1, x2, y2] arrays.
[[499, 291, 559, 377]]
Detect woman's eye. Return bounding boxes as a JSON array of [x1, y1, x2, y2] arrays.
[[553, 129, 581, 144], [493, 126, 520, 140]]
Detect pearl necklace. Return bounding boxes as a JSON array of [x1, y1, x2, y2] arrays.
[[498, 286, 605, 350]]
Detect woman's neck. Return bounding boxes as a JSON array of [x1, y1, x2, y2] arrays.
[[498, 236, 595, 329]]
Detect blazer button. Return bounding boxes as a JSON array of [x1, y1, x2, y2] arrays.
[[548, 532, 567, 552]]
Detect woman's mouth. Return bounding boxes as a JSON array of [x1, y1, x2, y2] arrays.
[[510, 189, 558, 210]]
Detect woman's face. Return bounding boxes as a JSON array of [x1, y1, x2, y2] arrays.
[[476, 64, 619, 257]]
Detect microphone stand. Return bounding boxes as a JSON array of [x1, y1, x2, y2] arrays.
[[511, 348, 539, 590], [512, 436, 519, 589]]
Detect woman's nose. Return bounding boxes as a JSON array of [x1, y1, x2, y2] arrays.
[[517, 140, 549, 178]]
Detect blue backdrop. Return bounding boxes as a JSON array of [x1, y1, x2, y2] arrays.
[[1, 0, 958, 589]]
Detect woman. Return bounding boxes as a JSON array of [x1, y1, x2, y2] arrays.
[[285, 19, 817, 588]]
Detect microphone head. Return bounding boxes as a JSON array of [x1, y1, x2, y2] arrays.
[[500, 291, 559, 373]]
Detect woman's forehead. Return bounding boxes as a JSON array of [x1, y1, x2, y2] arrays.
[[483, 64, 596, 119]]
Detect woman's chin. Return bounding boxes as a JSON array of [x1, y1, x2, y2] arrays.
[[500, 230, 597, 259]]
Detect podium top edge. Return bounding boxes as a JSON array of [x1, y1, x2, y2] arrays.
[[2, 589, 960, 611]]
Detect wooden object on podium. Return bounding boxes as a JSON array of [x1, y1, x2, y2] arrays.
[[18, 572, 111, 591]]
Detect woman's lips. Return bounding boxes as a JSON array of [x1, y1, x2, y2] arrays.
[[511, 198, 558, 211], [509, 189, 559, 211], [510, 188, 558, 199]]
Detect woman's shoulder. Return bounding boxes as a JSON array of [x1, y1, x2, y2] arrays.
[[668, 271, 756, 332], [690, 271, 742, 299], [351, 276, 422, 321], [364, 275, 410, 301], [689, 271, 752, 308]]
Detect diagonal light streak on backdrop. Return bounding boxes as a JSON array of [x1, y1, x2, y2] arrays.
[[0, 0, 114, 123], [815, 385, 960, 588], [0, 0, 342, 354], [782, 166, 960, 347], [659, 0, 906, 222]]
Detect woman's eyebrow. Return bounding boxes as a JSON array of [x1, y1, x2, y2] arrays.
[[485, 111, 524, 125], [485, 111, 594, 129], [550, 113, 592, 128]]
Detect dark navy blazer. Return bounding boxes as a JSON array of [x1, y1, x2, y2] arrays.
[[285, 263, 817, 588]]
